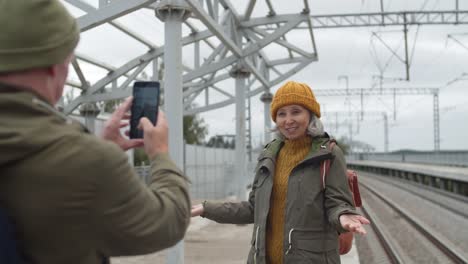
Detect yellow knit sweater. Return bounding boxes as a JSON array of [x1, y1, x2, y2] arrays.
[[266, 136, 312, 264]]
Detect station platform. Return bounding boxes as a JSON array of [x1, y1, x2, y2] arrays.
[[349, 160, 468, 181], [112, 216, 360, 263]]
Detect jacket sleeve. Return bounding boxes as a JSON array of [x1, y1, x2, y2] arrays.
[[202, 195, 254, 225], [323, 145, 358, 233], [202, 167, 261, 224], [89, 141, 191, 256]]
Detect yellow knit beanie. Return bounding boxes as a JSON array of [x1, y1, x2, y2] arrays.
[[270, 81, 321, 121]]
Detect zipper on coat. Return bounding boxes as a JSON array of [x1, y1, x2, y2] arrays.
[[284, 228, 295, 255], [254, 225, 260, 264]]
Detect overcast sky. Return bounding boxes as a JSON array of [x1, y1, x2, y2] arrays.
[[65, 0, 468, 152]]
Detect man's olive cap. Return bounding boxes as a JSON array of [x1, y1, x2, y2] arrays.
[[0, 0, 80, 73]]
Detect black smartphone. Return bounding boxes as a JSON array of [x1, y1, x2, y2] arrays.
[[130, 81, 160, 139]]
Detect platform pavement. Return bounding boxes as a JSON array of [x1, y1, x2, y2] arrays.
[[111, 216, 361, 264], [349, 160, 468, 181]]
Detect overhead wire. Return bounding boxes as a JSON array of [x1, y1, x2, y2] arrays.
[[420, 0, 431, 10], [339, 0, 368, 78], [367, 0, 429, 117], [379, 35, 404, 73], [369, 36, 385, 74], [408, 25, 420, 67], [353, 0, 390, 130], [396, 0, 444, 116]]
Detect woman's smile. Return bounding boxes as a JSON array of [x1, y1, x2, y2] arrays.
[[276, 104, 310, 140]]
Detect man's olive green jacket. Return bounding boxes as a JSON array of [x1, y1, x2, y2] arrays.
[[0, 83, 191, 264], [203, 136, 357, 264]]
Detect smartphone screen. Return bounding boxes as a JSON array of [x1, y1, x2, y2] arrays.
[[130, 81, 160, 139]]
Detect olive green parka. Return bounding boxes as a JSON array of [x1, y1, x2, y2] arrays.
[[0, 82, 191, 264], [203, 136, 357, 264]]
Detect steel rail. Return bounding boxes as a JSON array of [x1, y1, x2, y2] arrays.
[[363, 173, 468, 219], [359, 205, 403, 264], [361, 182, 468, 264]]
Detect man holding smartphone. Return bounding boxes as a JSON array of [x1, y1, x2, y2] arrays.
[[0, 1, 190, 263]]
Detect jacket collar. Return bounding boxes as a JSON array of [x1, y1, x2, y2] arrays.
[[260, 133, 334, 163], [257, 138, 283, 161], [0, 81, 89, 133], [305, 134, 333, 160]]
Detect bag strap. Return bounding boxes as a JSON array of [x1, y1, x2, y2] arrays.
[[319, 139, 336, 252], [319, 140, 336, 190]]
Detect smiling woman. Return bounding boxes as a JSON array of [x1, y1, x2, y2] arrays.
[[191, 80, 370, 264], [270, 81, 324, 140]]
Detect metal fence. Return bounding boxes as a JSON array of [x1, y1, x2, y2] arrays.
[[347, 150, 468, 167], [185, 144, 236, 200], [135, 145, 257, 200]]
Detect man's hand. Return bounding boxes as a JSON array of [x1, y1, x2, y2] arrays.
[[101, 97, 144, 151], [138, 110, 169, 159]]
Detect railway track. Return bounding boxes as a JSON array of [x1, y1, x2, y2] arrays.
[[364, 173, 468, 219], [358, 180, 467, 264]]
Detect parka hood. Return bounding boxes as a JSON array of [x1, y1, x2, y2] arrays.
[[0, 85, 80, 167]]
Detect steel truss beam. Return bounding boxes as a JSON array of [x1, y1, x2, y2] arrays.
[[65, 0, 155, 47], [311, 11, 468, 28], [75, 0, 158, 32], [314, 87, 439, 96], [323, 110, 386, 116], [185, 59, 312, 115], [63, 0, 463, 118], [243, 11, 468, 28], [64, 30, 213, 113], [65, 0, 318, 115]]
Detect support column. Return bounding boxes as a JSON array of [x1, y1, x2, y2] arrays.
[[380, 0, 385, 24], [260, 91, 273, 144], [230, 64, 250, 199], [430, 177, 436, 187], [79, 103, 100, 134], [152, 58, 159, 81], [439, 179, 447, 190], [403, 14, 410, 81], [348, 123, 353, 152], [383, 112, 389, 152], [433, 92, 440, 151], [416, 174, 423, 183], [155, 2, 191, 264], [453, 181, 460, 194]]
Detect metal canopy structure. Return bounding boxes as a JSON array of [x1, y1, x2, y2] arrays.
[[62, 1, 468, 117], [63, 0, 319, 115]]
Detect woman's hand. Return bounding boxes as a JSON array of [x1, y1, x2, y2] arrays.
[[191, 204, 204, 217], [339, 214, 370, 235]]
